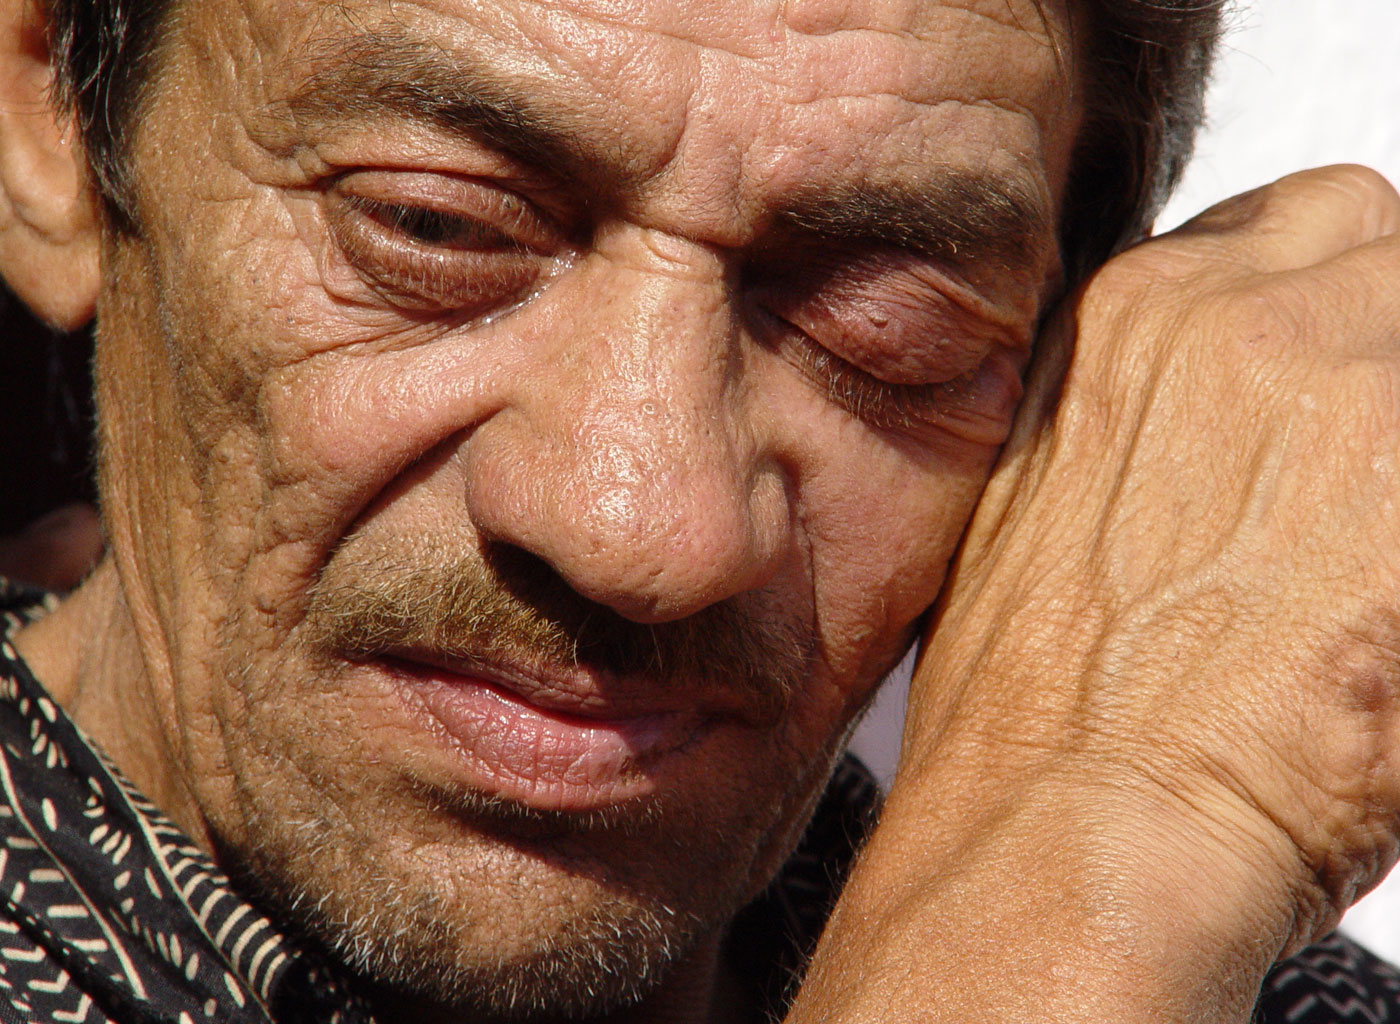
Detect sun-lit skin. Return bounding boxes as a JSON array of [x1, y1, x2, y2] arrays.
[[19, 0, 1079, 1020]]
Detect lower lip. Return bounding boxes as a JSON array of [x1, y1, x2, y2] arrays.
[[383, 661, 701, 811]]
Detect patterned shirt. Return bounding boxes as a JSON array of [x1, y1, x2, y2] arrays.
[[0, 578, 1396, 1023]]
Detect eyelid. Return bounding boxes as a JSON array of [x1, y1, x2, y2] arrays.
[[745, 302, 927, 423], [757, 310, 1024, 440], [324, 170, 563, 313], [331, 169, 563, 252], [743, 244, 1032, 434], [753, 243, 1029, 369]]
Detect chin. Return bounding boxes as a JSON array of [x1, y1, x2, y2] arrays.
[[230, 820, 706, 1021], [203, 662, 845, 1023]]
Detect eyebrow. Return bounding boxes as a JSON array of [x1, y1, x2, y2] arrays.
[[280, 31, 1057, 276], [283, 31, 615, 179], [774, 177, 1054, 272]]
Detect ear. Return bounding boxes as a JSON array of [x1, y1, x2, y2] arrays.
[[0, 0, 98, 330]]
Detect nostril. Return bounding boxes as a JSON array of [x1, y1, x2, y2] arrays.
[[477, 540, 598, 621], [462, 396, 790, 623], [444, 541, 800, 689]]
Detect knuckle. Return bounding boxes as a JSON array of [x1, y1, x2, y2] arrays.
[[1280, 164, 1400, 233], [1211, 265, 1388, 362], [1202, 284, 1310, 363], [1247, 623, 1400, 917], [1310, 163, 1400, 206], [1082, 236, 1215, 300], [1312, 262, 1400, 344], [1324, 618, 1400, 719], [1174, 184, 1272, 238]]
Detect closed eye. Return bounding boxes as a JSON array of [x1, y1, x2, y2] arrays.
[[348, 197, 525, 251], [743, 244, 1031, 435], [750, 305, 967, 429], [325, 171, 565, 314]]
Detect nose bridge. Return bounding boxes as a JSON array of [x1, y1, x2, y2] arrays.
[[464, 242, 790, 622]]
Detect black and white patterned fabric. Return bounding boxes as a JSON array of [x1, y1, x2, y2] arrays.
[[1260, 935, 1400, 1024], [0, 577, 1397, 1023], [0, 581, 374, 1024]]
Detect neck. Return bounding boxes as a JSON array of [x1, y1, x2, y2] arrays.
[[12, 558, 208, 843]]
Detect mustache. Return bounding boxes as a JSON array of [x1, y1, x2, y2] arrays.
[[303, 543, 810, 722]]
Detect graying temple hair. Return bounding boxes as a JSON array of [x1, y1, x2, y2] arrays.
[[41, 0, 1228, 276]]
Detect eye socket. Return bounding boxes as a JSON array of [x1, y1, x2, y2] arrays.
[[748, 305, 954, 429], [350, 198, 521, 250], [743, 249, 1029, 434], [325, 172, 563, 314], [754, 306, 1023, 445]]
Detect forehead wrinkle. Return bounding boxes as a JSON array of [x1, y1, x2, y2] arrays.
[[252, 0, 1072, 261], [512, 0, 1067, 105], [501, 2, 1071, 235], [274, 0, 1069, 150], [768, 26, 1069, 113], [513, 0, 785, 61], [273, 26, 689, 191], [267, 14, 768, 236], [780, 0, 1063, 44], [511, 0, 1062, 53]]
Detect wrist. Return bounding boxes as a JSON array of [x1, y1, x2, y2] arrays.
[[906, 587, 1339, 963], [791, 746, 1309, 1023]]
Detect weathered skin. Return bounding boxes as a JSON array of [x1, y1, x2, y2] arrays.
[[7, 0, 1074, 1020], [793, 165, 1400, 1023], [3, 0, 1400, 1022]]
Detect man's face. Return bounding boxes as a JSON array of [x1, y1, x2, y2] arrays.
[[92, 0, 1074, 1017]]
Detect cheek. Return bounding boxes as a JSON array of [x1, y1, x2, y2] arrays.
[[128, 183, 491, 584], [800, 429, 997, 690]]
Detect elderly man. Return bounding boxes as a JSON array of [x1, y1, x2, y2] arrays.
[[2, 0, 1400, 1021]]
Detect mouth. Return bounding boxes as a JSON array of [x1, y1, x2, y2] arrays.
[[371, 650, 718, 813]]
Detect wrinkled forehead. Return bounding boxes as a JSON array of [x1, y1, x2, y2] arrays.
[[162, 0, 1075, 254], [223, 0, 1073, 78]]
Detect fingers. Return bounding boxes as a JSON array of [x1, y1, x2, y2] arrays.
[[1166, 164, 1400, 273], [1240, 231, 1400, 360], [1309, 231, 1400, 349]]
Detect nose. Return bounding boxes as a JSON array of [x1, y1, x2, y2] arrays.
[[462, 239, 793, 623]]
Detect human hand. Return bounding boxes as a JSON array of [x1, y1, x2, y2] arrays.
[[792, 166, 1400, 1022]]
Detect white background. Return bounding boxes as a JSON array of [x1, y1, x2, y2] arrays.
[[849, 0, 1400, 963]]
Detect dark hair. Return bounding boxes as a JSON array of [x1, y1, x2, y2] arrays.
[[41, 0, 1225, 274], [42, 0, 171, 229], [1059, 1, 1227, 277]]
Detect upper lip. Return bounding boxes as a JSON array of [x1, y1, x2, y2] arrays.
[[377, 645, 712, 722]]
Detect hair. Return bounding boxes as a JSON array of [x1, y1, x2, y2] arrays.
[[1058, 1, 1229, 278], [40, 0, 1227, 277]]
